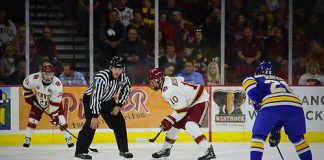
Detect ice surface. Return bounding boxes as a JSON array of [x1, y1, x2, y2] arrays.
[[0, 142, 323, 160]]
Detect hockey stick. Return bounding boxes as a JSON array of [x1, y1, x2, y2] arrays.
[[136, 127, 163, 142], [36, 104, 98, 152], [276, 145, 284, 160]]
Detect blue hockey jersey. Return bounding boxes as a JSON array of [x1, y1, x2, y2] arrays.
[[242, 75, 302, 110]]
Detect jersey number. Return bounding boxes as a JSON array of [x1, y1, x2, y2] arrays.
[[170, 96, 179, 105], [265, 80, 293, 93]]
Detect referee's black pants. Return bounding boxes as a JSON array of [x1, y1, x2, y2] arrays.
[[75, 94, 129, 154]]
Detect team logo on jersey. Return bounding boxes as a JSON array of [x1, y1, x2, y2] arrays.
[[162, 86, 168, 92], [213, 89, 246, 123]]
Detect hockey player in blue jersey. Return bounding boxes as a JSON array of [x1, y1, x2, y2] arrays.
[[242, 61, 312, 160]]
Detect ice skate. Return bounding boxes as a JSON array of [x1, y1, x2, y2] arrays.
[[152, 148, 171, 159], [66, 137, 74, 148], [75, 153, 92, 159], [119, 151, 133, 158], [23, 137, 31, 149], [198, 145, 216, 160]]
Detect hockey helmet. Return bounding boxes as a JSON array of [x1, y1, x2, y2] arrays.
[[148, 68, 163, 80], [42, 63, 55, 73], [41, 63, 55, 84], [110, 56, 125, 69], [256, 61, 273, 75]]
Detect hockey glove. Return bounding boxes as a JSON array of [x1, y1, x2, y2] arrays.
[[269, 126, 281, 147], [50, 110, 59, 126], [161, 115, 176, 131]]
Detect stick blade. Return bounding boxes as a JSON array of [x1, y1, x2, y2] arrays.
[[135, 138, 149, 142]]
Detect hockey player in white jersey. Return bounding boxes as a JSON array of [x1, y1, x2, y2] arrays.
[[148, 68, 216, 160], [22, 63, 74, 148]]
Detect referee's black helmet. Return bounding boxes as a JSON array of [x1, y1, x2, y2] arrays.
[[110, 56, 125, 68]]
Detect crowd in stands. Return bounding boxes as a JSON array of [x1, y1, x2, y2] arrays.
[[0, 0, 323, 86]]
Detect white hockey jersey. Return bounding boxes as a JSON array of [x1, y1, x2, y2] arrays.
[[22, 72, 63, 113], [114, 7, 134, 27], [162, 76, 209, 121]]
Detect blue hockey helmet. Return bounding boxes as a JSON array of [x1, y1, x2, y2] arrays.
[[256, 61, 273, 75]]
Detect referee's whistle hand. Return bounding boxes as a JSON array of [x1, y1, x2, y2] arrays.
[[111, 106, 121, 116], [90, 118, 99, 129]]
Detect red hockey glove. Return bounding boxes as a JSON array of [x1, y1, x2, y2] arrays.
[[161, 115, 176, 131], [50, 111, 59, 126]]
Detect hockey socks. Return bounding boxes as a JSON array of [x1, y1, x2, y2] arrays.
[[290, 135, 312, 160], [250, 135, 266, 160], [162, 127, 180, 149], [185, 121, 209, 152]]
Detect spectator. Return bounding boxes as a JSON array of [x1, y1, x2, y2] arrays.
[[191, 28, 209, 56], [6, 60, 25, 85], [60, 63, 87, 86], [182, 44, 194, 62], [117, 26, 146, 83], [302, 39, 324, 72], [14, 25, 34, 61], [298, 62, 324, 86], [29, 43, 42, 74], [99, 10, 124, 62], [159, 12, 174, 41], [264, 27, 287, 70], [163, 62, 176, 77], [177, 60, 204, 85], [233, 26, 261, 82], [292, 28, 308, 74], [172, 10, 195, 54], [206, 61, 220, 85], [35, 26, 59, 64], [203, 8, 221, 50], [236, 27, 261, 67], [0, 45, 16, 77], [194, 60, 207, 75], [229, 12, 247, 41], [275, 59, 288, 82], [114, 0, 134, 27], [159, 41, 184, 75], [253, 12, 270, 41], [129, 10, 153, 44], [117, 26, 146, 65], [0, 8, 17, 47], [146, 29, 167, 67]]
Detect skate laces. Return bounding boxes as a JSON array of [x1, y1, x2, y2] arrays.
[[66, 138, 73, 144], [156, 148, 167, 155], [24, 138, 31, 144]]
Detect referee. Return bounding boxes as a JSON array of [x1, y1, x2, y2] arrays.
[[75, 56, 133, 159]]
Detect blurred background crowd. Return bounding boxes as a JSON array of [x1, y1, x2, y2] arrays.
[[0, 0, 323, 86]]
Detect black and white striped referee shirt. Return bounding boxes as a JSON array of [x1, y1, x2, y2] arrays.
[[85, 69, 131, 117]]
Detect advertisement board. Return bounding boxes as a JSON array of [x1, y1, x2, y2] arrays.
[[210, 86, 324, 132], [0, 87, 11, 130], [19, 86, 173, 130]]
